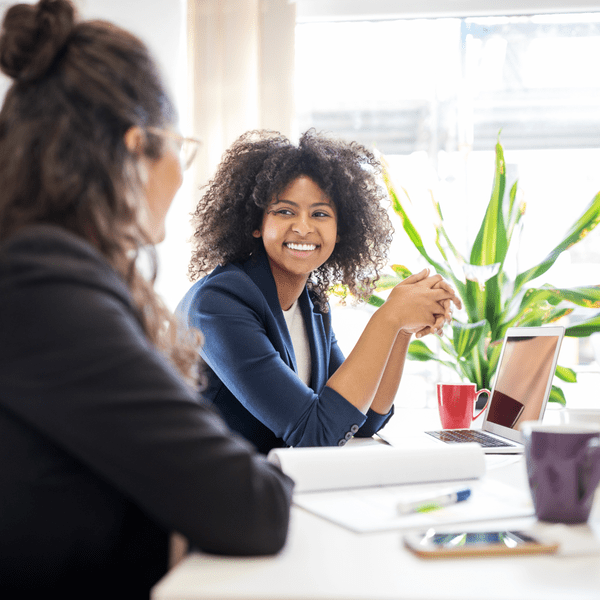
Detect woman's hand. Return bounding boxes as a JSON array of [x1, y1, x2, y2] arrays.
[[413, 278, 462, 339], [382, 269, 462, 338], [328, 269, 460, 414]]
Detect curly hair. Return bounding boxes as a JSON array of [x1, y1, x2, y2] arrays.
[[188, 129, 394, 311], [0, 0, 200, 385]]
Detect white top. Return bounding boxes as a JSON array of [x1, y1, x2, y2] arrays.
[[282, 299, 312, 386]]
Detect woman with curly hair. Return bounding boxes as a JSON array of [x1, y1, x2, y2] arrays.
[[0, 1, 293, 596], [178, 129, 461, 454]]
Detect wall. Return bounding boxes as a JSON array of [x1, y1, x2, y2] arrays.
[[79, 0, 190, 308], [0, 0, 186, 105], [79, 0, 185, 103], [0, 0, 190, 309]]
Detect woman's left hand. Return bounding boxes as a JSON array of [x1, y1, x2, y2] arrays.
[[403, 278, 461, 339]]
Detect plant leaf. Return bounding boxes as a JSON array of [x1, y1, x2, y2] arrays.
[[564, 312, 600, 337], [469, 136, 508, 268], [506, 181, 524, 244], [432, 192, 466, 266], [374, 275, 403, 291], [485, 339, 505, 388], [407, 340, 456, 369], [367, 294, 385, 308], [452, 319, 487, 358], [515, 190, 600, 293], [504, 303, 573, 329], [555, 365, 577, 383], [549, 385, 567, 406], [520, 285, 600, 311], [407, 340, 435, 360], [381, 159, 452, 279], [466, 137, 508, 329], [391, 264, 413, 278], [507, 179, 517, 222]]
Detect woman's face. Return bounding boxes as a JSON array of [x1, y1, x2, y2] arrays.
[[125, 126, 183, 244], [142, 133, 183, 243], [253, 175, 338, 282]]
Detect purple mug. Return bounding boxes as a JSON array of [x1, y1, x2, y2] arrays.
[[522, 422, 600, 524]]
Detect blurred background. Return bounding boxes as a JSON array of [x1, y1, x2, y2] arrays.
[[2, 0, 599, 407]]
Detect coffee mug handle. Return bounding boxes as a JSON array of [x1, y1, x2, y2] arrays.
[[473, 389, 491, 421]]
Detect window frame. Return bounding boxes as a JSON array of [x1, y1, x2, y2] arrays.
[[295, 0, 600, 23]]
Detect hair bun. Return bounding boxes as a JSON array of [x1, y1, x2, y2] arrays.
[[0, 0, 75, 82]]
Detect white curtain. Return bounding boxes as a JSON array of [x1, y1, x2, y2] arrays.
[[187, 0, 296, 190]]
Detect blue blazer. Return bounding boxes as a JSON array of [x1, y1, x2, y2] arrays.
[[177, 250, 393, 454]]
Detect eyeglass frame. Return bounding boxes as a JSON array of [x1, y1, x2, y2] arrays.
[[145, 126, 201, 171]]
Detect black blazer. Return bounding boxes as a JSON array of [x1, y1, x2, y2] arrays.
[[0, 225, 293, 599]]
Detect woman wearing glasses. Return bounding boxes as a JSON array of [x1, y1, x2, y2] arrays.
[[0, 1, 292, 597]]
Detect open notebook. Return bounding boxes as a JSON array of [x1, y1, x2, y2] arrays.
[[267, 443, 534, 533], [425, 326, 565, 454]]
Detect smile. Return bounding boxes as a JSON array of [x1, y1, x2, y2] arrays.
[[285, 242, 318, 251]]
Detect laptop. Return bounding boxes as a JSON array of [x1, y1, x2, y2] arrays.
[[425, 326, 565, 454]]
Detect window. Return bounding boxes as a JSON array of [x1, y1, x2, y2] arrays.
[[296, 9, 600, 403]]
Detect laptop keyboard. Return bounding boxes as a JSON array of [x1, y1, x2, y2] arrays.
[[426, 429, 516, 448]]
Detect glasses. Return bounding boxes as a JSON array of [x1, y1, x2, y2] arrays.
[[146, 126, 202, 171]]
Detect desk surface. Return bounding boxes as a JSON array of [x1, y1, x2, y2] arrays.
[[152, 408, 600, 600]]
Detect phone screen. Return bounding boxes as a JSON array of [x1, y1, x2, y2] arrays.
[[423, 530, 537, 549]]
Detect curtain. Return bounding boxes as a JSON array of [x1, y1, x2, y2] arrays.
[[187, 0, 296, 190]]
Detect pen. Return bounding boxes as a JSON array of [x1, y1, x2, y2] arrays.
[[397, 487, 471, 515]]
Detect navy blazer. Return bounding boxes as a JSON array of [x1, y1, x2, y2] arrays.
[[177, 250, 393, 454]]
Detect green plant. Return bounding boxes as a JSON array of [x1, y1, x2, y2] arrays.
[[374, 136, 600, 405]]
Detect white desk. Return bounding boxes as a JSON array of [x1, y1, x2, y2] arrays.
[[152, 408, 600, 600]]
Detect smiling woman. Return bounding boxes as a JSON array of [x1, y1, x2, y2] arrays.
[[176, 129, 462, 454], [253, 175, 339, 310]]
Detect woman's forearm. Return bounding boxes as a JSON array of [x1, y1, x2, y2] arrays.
[[325, 269, 458, 415], [326, 308, 404, 413], [369, 329, 412, 414]]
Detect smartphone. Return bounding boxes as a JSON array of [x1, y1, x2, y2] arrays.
[[403, 529, 559, 558]]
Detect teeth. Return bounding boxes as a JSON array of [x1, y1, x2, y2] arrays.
[[286, 243, 316, 251]]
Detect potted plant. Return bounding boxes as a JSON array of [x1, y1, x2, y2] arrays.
[[371, 135, 600, 405]]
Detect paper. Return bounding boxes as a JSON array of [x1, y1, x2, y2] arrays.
[[268, 443, 485, 493], [267, 442, 532, 533], [294, 479, 534, 533]]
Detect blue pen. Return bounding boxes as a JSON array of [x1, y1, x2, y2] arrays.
[[397, 487, 471, 515]]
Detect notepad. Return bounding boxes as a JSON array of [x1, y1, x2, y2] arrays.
[[268, 444, 534, 533]]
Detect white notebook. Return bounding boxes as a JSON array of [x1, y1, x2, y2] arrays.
[[268, 444, 533, 533]]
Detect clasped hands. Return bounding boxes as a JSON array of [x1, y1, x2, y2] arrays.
[[389, 268, 462, 340]]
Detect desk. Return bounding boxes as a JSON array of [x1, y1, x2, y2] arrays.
[[152, 408, 600, 600]]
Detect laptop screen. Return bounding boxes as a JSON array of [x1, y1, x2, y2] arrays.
[[485, 332, 561, 432]]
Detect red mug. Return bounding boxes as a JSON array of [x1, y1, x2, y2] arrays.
[[437, 383, 491, 429]]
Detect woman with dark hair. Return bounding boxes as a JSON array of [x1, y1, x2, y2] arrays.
[[0, 1, 293, 597], [178, 129, 461, 454]]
